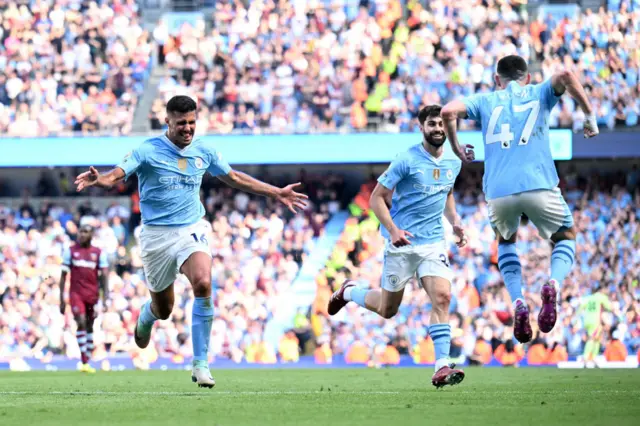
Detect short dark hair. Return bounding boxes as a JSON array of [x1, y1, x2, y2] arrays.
[[497, 55, 528, 82], [418, 104, 442, 125], [166, 95, 197, 114]]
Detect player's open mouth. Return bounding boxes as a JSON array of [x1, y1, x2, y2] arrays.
[[433, 133, 444, 139]]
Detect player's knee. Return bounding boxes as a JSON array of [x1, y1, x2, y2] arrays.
[[75, 317, 87, 330], [380, 304, 399, 319], [498, 233, 517, 244], [190, 272, 212, 297], [551, 227, 576, 242], [432, 289, 452, 312], [153, 302, 173, 320]]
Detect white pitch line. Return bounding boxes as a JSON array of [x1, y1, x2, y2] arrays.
[[0, 391, 400, 396], [0, 390, 637, 396]]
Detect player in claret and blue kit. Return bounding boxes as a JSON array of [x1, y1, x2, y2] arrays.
[[442, 55, 599, 344], [59, 225, 109, 373], [75, 95, 307, 388], [328, 105, 470, 388]]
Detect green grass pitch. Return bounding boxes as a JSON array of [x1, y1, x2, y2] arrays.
[[1, 368, 638, 426]]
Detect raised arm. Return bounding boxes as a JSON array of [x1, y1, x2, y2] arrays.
[[550, 70, 598, 138], [441, 100, 476, 164], [217, 170, 308, 214], [75, 167, 125, 191], [550, 70, 593, 115]]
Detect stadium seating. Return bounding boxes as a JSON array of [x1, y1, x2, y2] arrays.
[[0, 0, 151, 137], [2, 1, 638, 137]]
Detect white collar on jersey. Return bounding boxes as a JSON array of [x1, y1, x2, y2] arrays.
[[420, 143, 445, 164], [161, 133, 191, 154]]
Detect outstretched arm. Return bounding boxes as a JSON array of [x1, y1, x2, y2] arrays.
[[217, 170, 308, 213], [441, 100, 476, 164], [75, 167, 125, 191]]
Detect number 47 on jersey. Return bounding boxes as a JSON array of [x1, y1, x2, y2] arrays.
[[486, 100, 540, 149]]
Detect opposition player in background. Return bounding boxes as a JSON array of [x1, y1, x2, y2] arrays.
[[328, 105, 470, 388], [441, 55, 599, 344], [75, 95, 307, 388], [59, 225, 109, 373], [578, 286, 613, 366]]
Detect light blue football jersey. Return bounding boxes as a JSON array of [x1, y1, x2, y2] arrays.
[[463, 79, 561, 200], [378, 144, 462, 246], [117, 134, 231, 227]]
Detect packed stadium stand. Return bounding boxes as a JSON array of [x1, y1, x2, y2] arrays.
[[0, 0, 639, 371], [1, 0, 639, 137], [0, 0, 151, 137]]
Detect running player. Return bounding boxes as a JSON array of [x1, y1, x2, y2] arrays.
[[441, 55, 599, 343], [74, 95, 307, 388], [578, 286, 612, 366], [328, 105, 469, 388], [60, 224, 109, 373]]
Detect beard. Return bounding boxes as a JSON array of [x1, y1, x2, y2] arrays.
[[424, 132, 446, 147]]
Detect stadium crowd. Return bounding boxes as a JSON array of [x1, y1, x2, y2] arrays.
[[152, 0, 640, 134], [0, 172, 345, 366], [1, 1, 638, 136], [0, 0, 151, 137], [314, 168, 640, 366]]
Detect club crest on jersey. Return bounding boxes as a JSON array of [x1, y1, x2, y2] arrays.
[[388, 275, 400, 286], [195, 157, 204, 169], [91, 253, 97, 261], [446, 169, 453, 180], [177, 158, 187, 170], [433, 169, 441, 180]]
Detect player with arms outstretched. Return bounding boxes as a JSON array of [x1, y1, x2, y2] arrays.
[[328, 105, 470, 388], [441, 55, 599, 343], [75, 95, 307, 388], [60, 224, 109, 373]]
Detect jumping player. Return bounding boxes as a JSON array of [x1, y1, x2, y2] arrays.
[[441, 55, 599, 343], [74, 95, 307, 388], [60, 224, 109, 373], [328, 105, 470, 388]]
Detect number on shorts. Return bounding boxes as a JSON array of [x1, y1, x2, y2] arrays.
[[486, 100, 540, 149], [191, 232, 208, 245], [439, 254, 450, 267]]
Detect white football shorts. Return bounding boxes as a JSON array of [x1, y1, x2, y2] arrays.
[[381, 241, 454, 292], [139, 219, 212, 292], [487, 187, 574, 240]]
